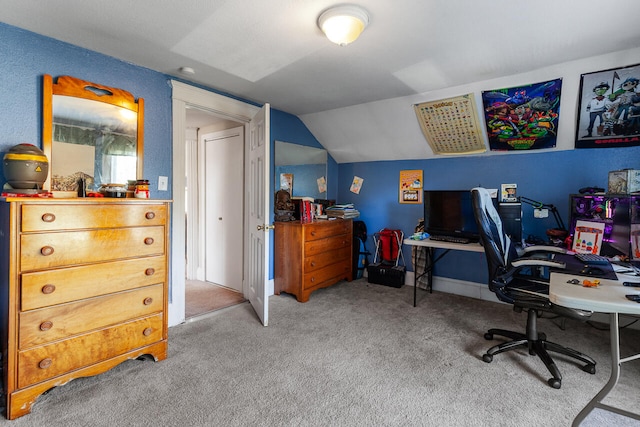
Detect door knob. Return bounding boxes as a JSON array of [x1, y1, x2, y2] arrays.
[[257, 224, 275, 231]]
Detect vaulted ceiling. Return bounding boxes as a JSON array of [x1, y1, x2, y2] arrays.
[[2, 0, 639, 162]]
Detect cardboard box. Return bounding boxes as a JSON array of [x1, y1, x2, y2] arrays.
[[608, 169, 640, 194]]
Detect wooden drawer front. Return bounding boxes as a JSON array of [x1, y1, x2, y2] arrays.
[[19, 285, 164, 348], [21, 256, 166, 310], [17, 314, 163, 389], [304, 234, 351, 257], [20, 226, 165, 271], [21, 203, 167, 232], [304, 246, 351, 273], [303, 260, 351, 290], [304, 220, 351, 241]]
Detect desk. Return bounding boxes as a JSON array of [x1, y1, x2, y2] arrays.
[[549, 270, 640, 426], [403, 238, 484, 307]]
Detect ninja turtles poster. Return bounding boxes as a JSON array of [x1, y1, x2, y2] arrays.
[[576, 63, 640, 149], [481, 78, 562, 151]]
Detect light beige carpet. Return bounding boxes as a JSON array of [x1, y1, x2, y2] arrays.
[[185, 280, 246, 318]]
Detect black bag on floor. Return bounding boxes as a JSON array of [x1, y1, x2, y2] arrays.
[[367, 262, 406, 288]]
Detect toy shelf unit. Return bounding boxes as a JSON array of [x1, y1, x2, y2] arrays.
[[568, 194, 640, 259]]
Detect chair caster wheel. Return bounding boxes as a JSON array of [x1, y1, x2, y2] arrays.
[[548, 378, 561, 389], [484, 333, 493, 340], [482, 354, 493, 363], [582, 364, 596, 375]]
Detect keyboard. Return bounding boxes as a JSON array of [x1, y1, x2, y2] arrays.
[[429, 235, 471, 244], [575, 253, 610, 265]]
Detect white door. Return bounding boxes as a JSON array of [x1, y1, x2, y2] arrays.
[[204, 127, 244, 292], [246, 104, 270, 326]]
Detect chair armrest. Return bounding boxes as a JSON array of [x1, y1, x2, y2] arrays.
[[521, 245, 567, 255], [511, 258, 566, 269]]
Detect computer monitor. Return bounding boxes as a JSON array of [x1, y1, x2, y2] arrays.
[[423, 190, 480, 242]]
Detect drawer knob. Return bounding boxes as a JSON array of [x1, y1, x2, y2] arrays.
[[310, 231, 316, 236], [40, 321, 53, 331], [41, 213, 56, 223], [143, 297, 153, 305], [310, 262, 316, 267], [310, 277, 315, 283], [143, 327, 153, 336], [144, 237, 154, 245], [42, 284, 56, 294], [145, 268, 155, 276], [145, 211, 156, 220], [39, 358, 52, 369], [41, 246, 54, 256]]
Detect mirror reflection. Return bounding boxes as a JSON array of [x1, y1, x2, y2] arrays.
[[274, 141, 327, 200], [43, 75, 144, 191]]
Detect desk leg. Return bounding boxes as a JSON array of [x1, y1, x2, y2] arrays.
[[413, 248, 418, 307], [572, 313, 640, 426], [427, 247, 434, 294]]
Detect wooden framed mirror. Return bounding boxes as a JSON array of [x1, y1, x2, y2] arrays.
[[42, 74, 144, 191]]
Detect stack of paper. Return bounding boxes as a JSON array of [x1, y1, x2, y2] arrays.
[[325, 204, 360, 219]]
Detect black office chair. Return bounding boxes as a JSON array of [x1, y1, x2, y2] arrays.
[[471, 187, 596, 389]]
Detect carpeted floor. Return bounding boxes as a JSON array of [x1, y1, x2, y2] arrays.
[[2, 279, 639, 426], [185, 280, 246, 318]]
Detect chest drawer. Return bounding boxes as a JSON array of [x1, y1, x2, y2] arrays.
[[304, 233, 351, 257], [21, 203, 167, 232], [21, 256, 166, 310], [303, 260, 351, 290], [304, 220, 351, 241], [19, 284, 164, 348], [304, 246, 351, 272], [20, 226, 165, 271], [17, 314, 164, 389]]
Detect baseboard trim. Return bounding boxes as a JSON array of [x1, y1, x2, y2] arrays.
[[404, 271, 500, 304], [403, 271, 640, 330]]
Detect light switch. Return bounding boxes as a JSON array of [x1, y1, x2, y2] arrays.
[[158, 176, 168, 191]]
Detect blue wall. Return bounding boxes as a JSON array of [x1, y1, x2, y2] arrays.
[[270, 109, 338, 201], [0, 24, 173, 198], [337, 147, 640, 283], [275, 164, 327, 199]]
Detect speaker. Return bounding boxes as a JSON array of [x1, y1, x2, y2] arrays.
[[499, 203, 522, 244]]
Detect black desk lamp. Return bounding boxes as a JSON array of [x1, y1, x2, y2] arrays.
[[519, 196, 568, 240]]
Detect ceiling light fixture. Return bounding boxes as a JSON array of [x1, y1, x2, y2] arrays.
[[179, 66, 195, 75], [318, 5, 369, 46]]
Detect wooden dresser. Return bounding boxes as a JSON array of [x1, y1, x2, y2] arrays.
[[0, 198, 170, 419], [274, 219, 352, 302]]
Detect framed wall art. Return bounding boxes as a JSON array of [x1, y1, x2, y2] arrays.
[[575, 63, 640, 149], [399, 170, 423, 204]]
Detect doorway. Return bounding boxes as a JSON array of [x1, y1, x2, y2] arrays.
[[185, 111, 245, 318], [170, 81, 269, 327]]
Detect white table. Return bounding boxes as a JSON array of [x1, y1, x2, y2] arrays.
[[549, 270, 640, 426], [403, 238, 484, 307]]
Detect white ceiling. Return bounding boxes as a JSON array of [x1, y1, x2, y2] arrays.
[[3, 0, 640, 162]]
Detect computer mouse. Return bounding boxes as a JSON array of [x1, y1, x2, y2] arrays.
[[580, 266, 605, 276]]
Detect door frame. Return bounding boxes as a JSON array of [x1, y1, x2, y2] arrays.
[[170, 81, 261, 327]]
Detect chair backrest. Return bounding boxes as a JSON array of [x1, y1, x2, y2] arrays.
[[471, 187, 519, 300]]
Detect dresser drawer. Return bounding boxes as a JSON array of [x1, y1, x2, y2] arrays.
[[304, 246, 351, 273], [17, 314, 163, 389], [20, 226, 165, 271], [21, 256, 166, 310], [303, 260, 351, 290], [304, 220, 351, 241], [21, 203, 167, 232], [19, 284, 164, 348], [304, 233, 351, 257]]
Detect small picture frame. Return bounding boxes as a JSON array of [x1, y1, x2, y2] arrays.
[[501, 184, 517, 202]]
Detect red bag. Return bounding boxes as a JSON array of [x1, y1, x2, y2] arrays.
[[378, 229, 401, 263]]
